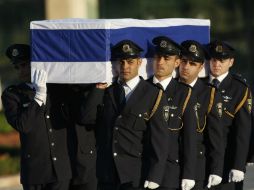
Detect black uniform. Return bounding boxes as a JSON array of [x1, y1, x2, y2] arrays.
[[83, 78, 169, 190], [1, 83, 72, 190], [148, 78, 198, 190], [64, 84, 102, 190], [192, 79, 224, 190], [206, 74, 252, 190]]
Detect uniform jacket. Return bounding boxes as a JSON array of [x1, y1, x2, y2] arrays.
[[192, 79, 224, 180], [148, 78, 198, 188], [204, 73, 252, 182], [93, 78, 169, 187], [67, 84, 104, 185], [1, 83, 72, 185]]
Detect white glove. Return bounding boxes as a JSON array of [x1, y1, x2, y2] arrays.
[[207, 174, 222, 188], [33, 69, 47, 106], [247, 162, 254, 166], [228, 169, 244, 182], [144, 180, 159, 189], [181, 179, 195, 190]]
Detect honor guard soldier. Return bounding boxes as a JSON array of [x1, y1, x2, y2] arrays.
[[179, 40, 224, 190], [206, 40, 252, 190], [79, 39, 169, 190], [148, 36, 198, 190], [1, 44, 72, 190]]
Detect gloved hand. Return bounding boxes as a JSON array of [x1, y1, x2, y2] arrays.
[[247, 162, 254, 166], [181, 179, 195, 190], [207, 174, 222, 188], [33, 69, 47, 106], [228, 169, 244, 182], [144, 180, 159, 189]]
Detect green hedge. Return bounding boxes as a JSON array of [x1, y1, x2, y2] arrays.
[[0, 155, 20, 175], [0, 111, 13, 133]]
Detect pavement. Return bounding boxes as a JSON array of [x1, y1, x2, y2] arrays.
[[0, 166, 254, 190]]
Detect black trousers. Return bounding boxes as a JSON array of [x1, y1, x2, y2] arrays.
[[23, 180, 70, 190], [192, 180, 206, 190], [69, 175, 97, 190], [210, 182, 236, 190], [98, 182, 144, 190]]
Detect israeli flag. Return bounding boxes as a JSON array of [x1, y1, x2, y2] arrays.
[[30, 18, 210, 83]]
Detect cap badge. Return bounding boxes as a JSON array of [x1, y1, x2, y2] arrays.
[[12, 49, 19, 57], [215, 45, 223, 53], [160, 40, 167, 48], [122, 44, 131, 53], [189, 45, 197, 53]]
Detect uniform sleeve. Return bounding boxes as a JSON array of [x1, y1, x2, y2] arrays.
[[206, 91, 224, 176], [1, 89, 45, 134], [78, 86, 105, 125], [182, 91, 198, 180], [147, 93, 169, 184], [247, 109, 254, 162], [233, 87, 252, 171]]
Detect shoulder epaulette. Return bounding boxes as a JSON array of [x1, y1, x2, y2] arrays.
[[232, 73, 249, 87]]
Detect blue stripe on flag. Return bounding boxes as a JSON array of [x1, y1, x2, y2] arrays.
[[31, 25, 209, 62]]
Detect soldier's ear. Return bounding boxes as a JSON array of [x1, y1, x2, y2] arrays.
[[174, 58, 180, 68], [229, 58, 234, 67]]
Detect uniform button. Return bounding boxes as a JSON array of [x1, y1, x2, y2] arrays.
[[176, 159, 179, 163], [27, 154, 31, 158], [118, 115, 122, 119], [49, 128, 53, 133], [115, 127, 119, 130], [46, 115, 50, 119], [114, 140, 118, 143], [200, 151, 203, 155], [138, 114, 142, 117], [171, 114, 174, 117], [224, 108, 226, 110], [53, 157, 57, 161], [90, 150, 93, 154], [51, 142, 55, 146], [113, 153, 117, 157]]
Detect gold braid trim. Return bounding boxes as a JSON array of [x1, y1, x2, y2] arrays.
[[225, 111, 234, 118], [234, 87, 249, 114], [182, 87, 192, 115], [145, 89, 163, 121], [208, 87, 215, 114]]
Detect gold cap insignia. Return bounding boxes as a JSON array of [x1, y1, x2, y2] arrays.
[[189, 45, 197, 53], [122, 44, 131, 53], [216, 102, 223, 117], [215, 45, 223, 53], [160, 40, 167, 48], [163, 106, 170, 122], [12, 49, 19, 57], [247, 98, 252, 114]]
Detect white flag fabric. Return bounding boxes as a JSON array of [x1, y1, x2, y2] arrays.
[[30, 18, 210, 83]]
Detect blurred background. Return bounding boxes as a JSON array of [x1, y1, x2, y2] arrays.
[[0, 0, 254, 189]]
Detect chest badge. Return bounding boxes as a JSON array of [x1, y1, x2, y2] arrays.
[[247, 98, 252, 114], [216, 102, 223, 117], [163, 106, 170, 122], [222, 95, 232, 102]]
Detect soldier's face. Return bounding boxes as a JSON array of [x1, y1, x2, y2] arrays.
[[153, 54, 180, 81], [209, 58, 234, 77], [118, 58, 141, 82], [179, 57, 203, 84], [14, 60, 31, 82]]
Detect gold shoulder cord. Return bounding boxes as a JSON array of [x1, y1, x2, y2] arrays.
[[182, 87, 192, 115], [197, 87, 215, 133], [145, 89, 163, 121], [234, 87, 249, 114], [207, 87, 215, 114]]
